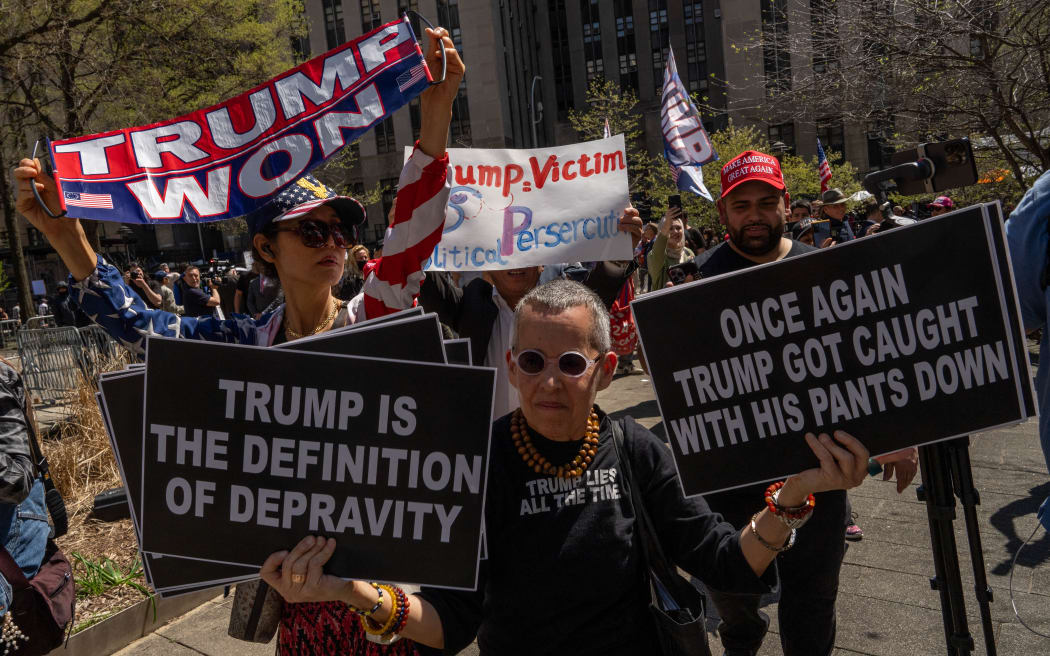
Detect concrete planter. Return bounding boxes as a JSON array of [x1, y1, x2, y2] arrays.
[[48, 587, 223, 656]]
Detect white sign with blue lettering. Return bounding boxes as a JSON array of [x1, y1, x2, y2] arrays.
[[414, 135, 632, 271]]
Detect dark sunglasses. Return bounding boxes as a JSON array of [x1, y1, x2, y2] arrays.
[[514, 349, 601, 378], [272, 219, 356, 248]]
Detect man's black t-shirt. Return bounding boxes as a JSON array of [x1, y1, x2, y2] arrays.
[[182, 287, 213, 318], [690, 239, 822, 528], [692, 239, 816, 280]]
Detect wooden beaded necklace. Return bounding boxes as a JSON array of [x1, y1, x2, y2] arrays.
[[511, 407, 600, 478]]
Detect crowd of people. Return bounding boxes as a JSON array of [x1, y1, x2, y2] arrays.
[[4, 20, 1049, 656]]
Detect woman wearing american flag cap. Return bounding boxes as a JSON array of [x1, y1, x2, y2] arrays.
[[14, 26, 465, 656]]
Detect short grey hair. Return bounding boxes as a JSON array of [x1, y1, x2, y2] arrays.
[[511, 279, 611, 354]]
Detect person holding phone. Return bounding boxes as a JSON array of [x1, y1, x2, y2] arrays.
[[646, 195, 694, 291]]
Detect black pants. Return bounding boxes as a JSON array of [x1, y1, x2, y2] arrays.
[[704, 489, 848, 656]]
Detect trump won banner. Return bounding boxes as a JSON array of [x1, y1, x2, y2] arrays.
[[417, 136, 633, 271], [49, 17, 431, 224]]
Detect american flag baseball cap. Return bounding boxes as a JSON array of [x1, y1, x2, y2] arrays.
[[245, 175, 367, 235], [719, 150, 786, 199]]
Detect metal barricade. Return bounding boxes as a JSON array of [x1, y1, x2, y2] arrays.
[[76, 324, 121, 380], [16, 327, 85, 406], [25, 315, 55, 329]]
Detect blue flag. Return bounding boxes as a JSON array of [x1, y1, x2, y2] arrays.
[[660, 47, 717, 201]]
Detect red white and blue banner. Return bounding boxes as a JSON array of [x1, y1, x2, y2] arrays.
[[660, 46, 716, 201], [49, 17, 431, 224], [817, 138, 833, 193]]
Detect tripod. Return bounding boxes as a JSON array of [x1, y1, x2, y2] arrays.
[[916, 436, 996, 655]]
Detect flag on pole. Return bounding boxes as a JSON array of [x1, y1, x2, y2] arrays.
[[817, 138, 833, 194], [603, 117, 611, 139], [660, 46, 717, 201]]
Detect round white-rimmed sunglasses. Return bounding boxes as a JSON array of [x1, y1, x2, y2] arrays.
[[513, 349, 602, 377]]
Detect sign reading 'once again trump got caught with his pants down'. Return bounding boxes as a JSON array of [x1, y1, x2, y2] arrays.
[[633, 204, 1035, 497]]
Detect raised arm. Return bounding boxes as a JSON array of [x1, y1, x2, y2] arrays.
[[13, 160, 97, 281], [361, 27, 465, 320]]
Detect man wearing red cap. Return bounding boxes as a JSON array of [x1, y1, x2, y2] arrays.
[[928, 195, 954, 217], [685, 151, 915, 656]]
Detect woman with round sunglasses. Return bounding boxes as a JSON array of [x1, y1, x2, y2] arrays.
[[14, 28, 465, 656], [260, 279, 871, 655]]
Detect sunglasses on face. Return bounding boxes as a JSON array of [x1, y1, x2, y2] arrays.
[[514, 349, 602, 378], [272, 219, 356, 248]]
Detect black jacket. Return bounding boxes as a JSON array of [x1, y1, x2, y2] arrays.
[[418, 263, 635, 364], [0, 362, 35, 505]]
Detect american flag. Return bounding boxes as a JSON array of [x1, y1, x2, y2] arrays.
[[397, 63, 427, 92], [817, 138, 833, 193], [660, 46, 716, 201], [64, 191, 113, 209]]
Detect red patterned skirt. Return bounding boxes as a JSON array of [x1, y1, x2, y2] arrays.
[[278, 601, 420, 656]]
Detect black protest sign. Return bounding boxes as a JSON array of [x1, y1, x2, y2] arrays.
[[633, 205, 1033, 496], [98, 374, 259, 592], [443, 339, 473, 366], [280, 313, 445, 363], [140, 338, 495, 589]]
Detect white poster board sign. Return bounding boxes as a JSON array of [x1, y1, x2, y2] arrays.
[[412, 135, 633, 271]]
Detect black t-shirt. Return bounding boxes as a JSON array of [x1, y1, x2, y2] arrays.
[[692, 239, 816, 281], [182, 287, 213, 318], [418, 410, 773, 656]]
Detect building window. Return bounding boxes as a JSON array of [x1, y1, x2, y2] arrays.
[[409, 98, 421, 141], [614, 0, 637, 90], [762, 0, 791, 95], [683, 2, 707, 92], [550, 0, 574, 115], [291, 34, 310, 62], [436, 1, 462, 52], [866, 120, 894, 169], [450, 89, 471, 145], [380, 177, 400, 223], [767, 122, 796, 155], [322, 0, 345, 49], [810, 0, 839, 73], [581, 0, 603, 84], [650, 0, 669, 95], [375, 116, 396, 154], [360, 0, 381, 34], [816, 116, 845, 155], [398, 0, 421, 37]]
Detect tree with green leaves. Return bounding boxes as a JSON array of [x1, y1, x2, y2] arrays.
[[1, 0, 306, 314]]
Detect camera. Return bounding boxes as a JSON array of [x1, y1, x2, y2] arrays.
[[668, 260, 700, 285], [130, 270, 141, 281]]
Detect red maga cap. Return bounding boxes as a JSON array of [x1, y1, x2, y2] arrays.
[[719, 151, 785, 198]]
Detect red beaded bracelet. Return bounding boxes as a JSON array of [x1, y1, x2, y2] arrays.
[[764, 481, 815, 519]]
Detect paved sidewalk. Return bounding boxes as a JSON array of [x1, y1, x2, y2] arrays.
[[114, 372, 1050, 655]]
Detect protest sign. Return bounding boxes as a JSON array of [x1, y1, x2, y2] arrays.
[[443, 339, 472, 366], [633, 205, 1035, 496], [49, 17, 429, 224], [278, 312, 445, 363], [415, 136, 633, 271], [140, 338, 495, 589], [98, 376, 258, 595]]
